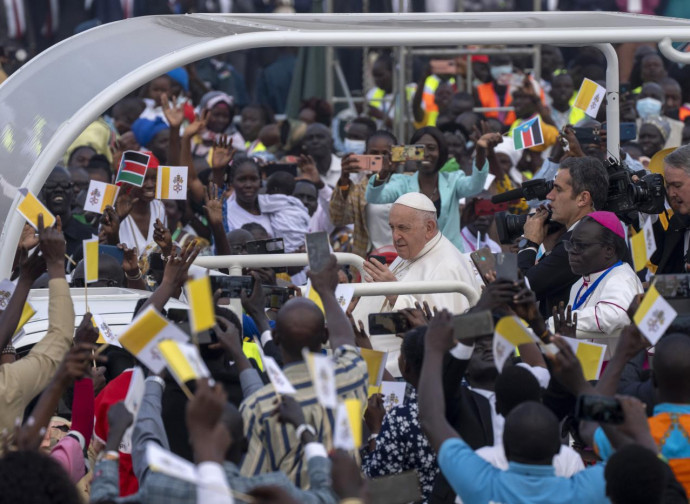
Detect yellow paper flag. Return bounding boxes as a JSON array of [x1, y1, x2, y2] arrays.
[[630, 231, 647, 272], [14, 302, 35, 336], [360, 347, 387, 387], [158, 340, 210, 384], [574, 78, 606, 117], [344, 398, 362, 448], [306, 281, 325, 314], [83, 237, 99, 284], [185, 275, 215, 334], [575, 342, 606, 381], [156, 166, 188, 200], [17, 189, 56, 229], [119, 308, 169, 355], [633, 285, 677, 345]]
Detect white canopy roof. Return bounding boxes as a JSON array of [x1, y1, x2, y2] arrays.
[[1, 11, 690, 276]]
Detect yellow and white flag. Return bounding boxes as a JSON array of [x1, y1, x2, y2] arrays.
[[263, 355, 297, 395], [574, 78, 606, 118], [92, 312, 121, 347], [185, 275, 215, 334], [0, 279, 35, 337], [633, 285, 677, 345], [83, 180, 119, 214], [156, 166, 188, 200], [630, 217, 657, 272], [303, 349, 337, 409], [146, 442, 198, 483], [561, 336, 607, 381], [17, 189, 56, 229], [333, 399, 362, 450], [83, 236, 99, 284], [158, 340, 210, 386], [360, 348, 388, 393], [493, 316, 540, 372], [118, 306, 188, 373]]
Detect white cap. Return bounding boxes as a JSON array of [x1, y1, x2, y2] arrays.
[[394, 192, 436, 212]]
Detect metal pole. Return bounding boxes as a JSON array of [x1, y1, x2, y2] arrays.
[[325, 0, 334, 104], [334, 60, 357, 113], [594, 43, 620, 164], [394, 45, 406, 143]]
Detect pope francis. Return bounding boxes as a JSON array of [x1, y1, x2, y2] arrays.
[[353, 192, 482, 375]]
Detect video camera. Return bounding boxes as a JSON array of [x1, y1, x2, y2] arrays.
[[491, 157, 667, 243]]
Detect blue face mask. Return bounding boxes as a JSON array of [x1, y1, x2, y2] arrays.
[[490, 65, 513, 82], [344, 138, 366, 155], [636, 97, 662, 119]]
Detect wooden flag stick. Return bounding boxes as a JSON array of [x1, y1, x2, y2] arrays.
[[64, 254, 77, 267], [180, 381, 194, 401], [84, 282, 88, 313], [94, 343, 110, 356]]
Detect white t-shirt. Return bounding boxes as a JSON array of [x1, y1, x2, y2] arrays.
[[118, 200, 167, 254], [226, 198, 274, 237]]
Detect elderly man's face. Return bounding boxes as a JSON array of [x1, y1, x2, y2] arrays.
[[389, 204, 436, 260]]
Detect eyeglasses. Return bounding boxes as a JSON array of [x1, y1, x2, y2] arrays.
[[563, 240, 601, 254]]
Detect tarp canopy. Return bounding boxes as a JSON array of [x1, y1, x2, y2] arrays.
[[1, 11, 690, 276]]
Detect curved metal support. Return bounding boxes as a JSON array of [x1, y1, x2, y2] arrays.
[[351, 280, 480, 306], [594, 43, 620, 164], [194, 252, 366, 279], [659, 37, 690, 64]]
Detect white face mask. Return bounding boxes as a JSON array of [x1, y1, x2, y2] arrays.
[[636, 97, 663, 119], [344, 138, 366, 155], [490, 65, 513, 83]]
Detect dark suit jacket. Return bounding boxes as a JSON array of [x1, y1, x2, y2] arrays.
[[652, 214, 690, 274], [518, 231, 579, 318], [429, 355, 494, 504]]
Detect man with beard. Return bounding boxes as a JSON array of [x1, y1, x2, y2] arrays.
[[40, 167, 95, 266]]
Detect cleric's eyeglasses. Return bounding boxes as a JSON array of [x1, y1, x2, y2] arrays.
[[563, 240, 601, 254]]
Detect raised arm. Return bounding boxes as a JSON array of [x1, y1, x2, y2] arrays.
[[418, 310, 460, 453], [308, 255, 355, 350]]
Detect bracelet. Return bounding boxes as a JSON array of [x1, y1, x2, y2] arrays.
[[367, 433, 378, 443], [146, 375, 166, 389], [125, 270, 142, 281], [295, 424, 316, 440], [1, 345, 16, 355]]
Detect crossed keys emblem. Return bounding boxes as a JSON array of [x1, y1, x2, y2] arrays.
[[589, 94, 601, 111], [172, 174, 184, 193], [0, 290, 10, 309], [89, 188, 101, 205], [646, 309, 665, 333], [383, 392, 401, 411]]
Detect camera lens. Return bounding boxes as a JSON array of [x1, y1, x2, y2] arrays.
[[495, 212, 528, 244]]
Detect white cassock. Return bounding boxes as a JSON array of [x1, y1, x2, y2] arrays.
[[548, 261, 643, 357], [353, 231, 482, 377]]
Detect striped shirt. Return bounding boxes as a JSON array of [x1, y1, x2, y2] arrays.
[[239, 345, 368, 487]]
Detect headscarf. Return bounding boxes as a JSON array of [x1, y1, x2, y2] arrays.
[[199, 90, 234, 111], [166, 67, 189, 93], [494, 139, 521, 168], [642, 116, 671, 142], [130, 117, 169, 148]]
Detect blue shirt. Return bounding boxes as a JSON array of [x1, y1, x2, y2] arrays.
[[365, 160, 489, 253], [437, 437, 609, 504]]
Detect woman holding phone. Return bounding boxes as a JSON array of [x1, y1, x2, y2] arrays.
[[330, 130, 399, 259], [365, 126, 499, 253]]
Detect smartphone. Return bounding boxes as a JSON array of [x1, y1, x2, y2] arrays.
[[210, 276, 255, 298], [246, 238, 285, 255], [452, 310, 495, 341], [368, 312, 412, 335], [573, 127, 601, 145], [98, 245, 124, 265], [430, 59, 457, 75], [495, 253, 518, 282], [262, 163, 298, 178], [368, 471, 422, 504], [391, 144, 425, 163], [368, 254, 387, 266], [246, 238, 286, 273], [470, 248, 497, 285], [602, 122, 637, 143], [575, 395, 625, 424], [350, 155, 384, 173], [263, 286, 291, 309], [306, 231, 331, 274]]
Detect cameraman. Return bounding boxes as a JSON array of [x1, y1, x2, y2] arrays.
[[652, 145, 690, 273], [519, 156, 609, 316]]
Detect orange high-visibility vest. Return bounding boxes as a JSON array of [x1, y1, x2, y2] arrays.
[[477, 82, 516, 126]]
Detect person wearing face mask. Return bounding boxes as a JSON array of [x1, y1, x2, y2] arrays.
[[636, 82, 684, 149], [331, 130, 398, 258], [474, 55, 545, 128], [342, 117, 377, 156]]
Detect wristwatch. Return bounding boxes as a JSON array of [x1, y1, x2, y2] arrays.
[[518, 238, 539, 250]]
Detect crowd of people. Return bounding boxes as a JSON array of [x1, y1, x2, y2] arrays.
[[3, 2, 690, 504]]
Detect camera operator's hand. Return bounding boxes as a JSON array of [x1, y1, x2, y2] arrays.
[[523, 206, 550, 245], [562, 126, 585, 159]]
